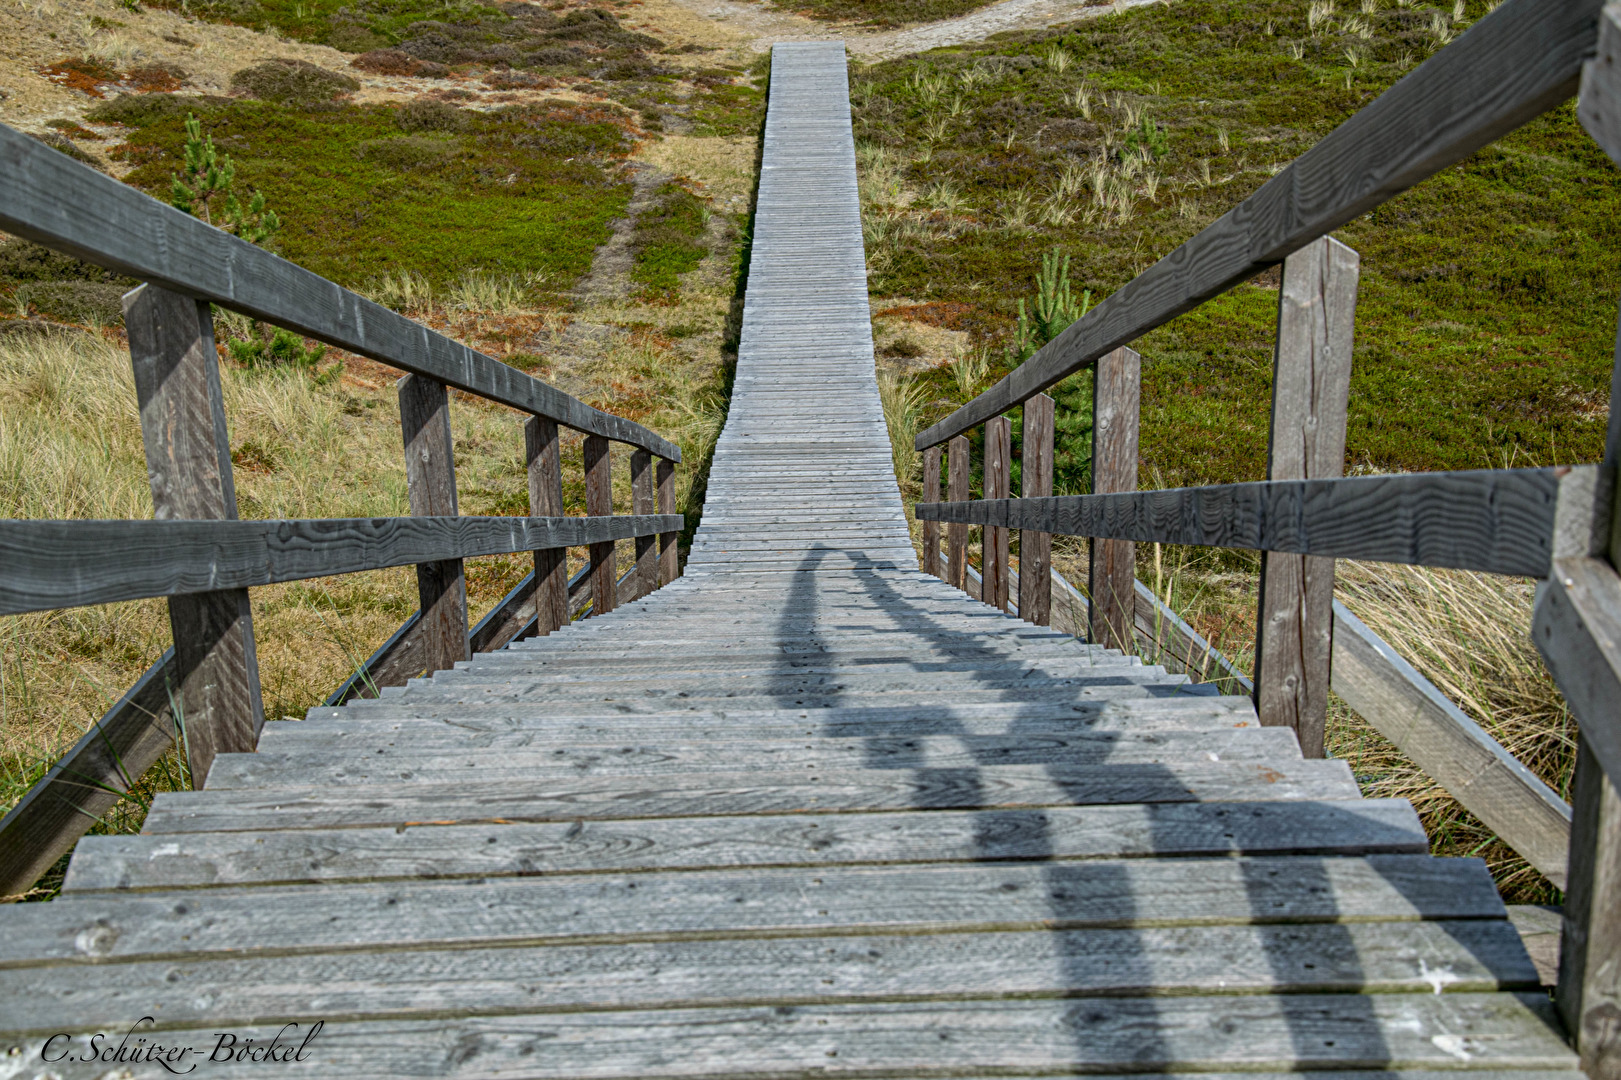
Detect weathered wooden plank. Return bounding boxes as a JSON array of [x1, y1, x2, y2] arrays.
[[1019, 393, 1054, 626], [0, 993, 1575, 1075], [632, 449, 658, 600], [916, 464, 1607, 578], [1557, 736, 1621, 1072], [140, 759, 1346, 834], [1333, 600, 1570, 886], [526, 414, 570, 637], [1534, 555, 1621, 809], [584, 434, 616, 618], [0, 851, 1506, 967], [1578, 3, 1621, 167], [0, 649, 178, 899], [399, 374, 470, 673], [0, 513, 680, 616], [948, 434, 971, 595], [204, 729, 1308, 789], [0, 124, 680, 460], [0, 920, 1536, 1036], [125, 284, 264, 787], [61, 799, 1428, 891], [922, 444, 942, 577], [1254, 237, 1358, 757], [983, 416, 1011, 611], [657, 456, 679, 585], [915, 0, 1601, 448], [1090, 346, 1140, 652]]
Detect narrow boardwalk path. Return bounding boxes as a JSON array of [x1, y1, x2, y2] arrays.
[[0, 42, 1575, 1079]]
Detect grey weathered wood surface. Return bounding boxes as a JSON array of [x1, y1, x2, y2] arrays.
[[947, 433, 971, 592], [399, 374, 471, 673], [0, 512, 679, 615], [0, 124, 679, 460], [1254, 237, 1358, 757], [1334, 599, 1571, 887], [1558, 737, 1621, 1073], [657, 456, 679, 586], [125, 284, 263, 786], [527, 413, 570, 637], [1090, 346, 1140, 652], [1019, 393, 1053, 626], [915, 464, 1605, 579], [0, 648, 178, 899], [922, 444, 942, 577], [0, 43, 1576, 1079], [983, 415, 1011, 611], [632, 449, 658, 599], [915, 0, 1602, 448], [584, 433, 617, 617]]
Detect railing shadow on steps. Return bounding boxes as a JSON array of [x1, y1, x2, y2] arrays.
[[910, 0, 1621, 1066], [0, 122, 685, 900]]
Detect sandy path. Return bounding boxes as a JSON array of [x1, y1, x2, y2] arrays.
[[658, 0, 1164, 59]]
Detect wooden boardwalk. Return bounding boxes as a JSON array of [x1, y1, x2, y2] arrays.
[[0, 42, 1578, 1077]]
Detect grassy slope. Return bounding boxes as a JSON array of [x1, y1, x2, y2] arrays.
[[857, 0, 1611, 902], [854, 0, 1618, 493], [0, 14, 766, 898], [112, 98, 633, 290]]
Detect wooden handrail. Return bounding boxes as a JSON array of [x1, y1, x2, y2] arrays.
[[915, 0, 1600, 450], [916, 464, 1609, 580], [0, 124, 680, 461], [0, 513, 681, 616]]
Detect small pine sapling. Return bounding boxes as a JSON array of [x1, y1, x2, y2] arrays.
[[170, 114, 282, 244], [1008, 249, 1092, 363]]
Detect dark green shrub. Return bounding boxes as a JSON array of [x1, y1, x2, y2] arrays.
[[229, 327, 329, 370], [395, 97, 464, 132], [230, 59, 359, 106], [16, 282, 128, 325], [357, 134, 459, 170]]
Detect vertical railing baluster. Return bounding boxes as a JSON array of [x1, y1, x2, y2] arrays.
[[124, 284, 263, 786], [983, 416, 1011, 611], [1557, 26, 1621, 1058], [1089, 346, 1140, 651], [1019, 393, 1055, 626], [1253, 236, 1359, 757], [399, 373, 471, 673], [584, 434, 616, 616], [921, 445, 942, 578], [525, 415, 569, 637], [632, 449, 657, 600], [947, 434, 971, 595], [657, 457, 679, 586]]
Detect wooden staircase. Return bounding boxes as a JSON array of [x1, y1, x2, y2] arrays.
[[0, 40, 1578, 1078]]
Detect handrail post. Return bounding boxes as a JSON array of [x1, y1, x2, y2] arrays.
[[124, 284, 263, 786], [1556, 31, 1621, 1069], [983, 416, 1011, 611], [1089, 346, 1140, 652], [585, 434, 616, 616], [1253, 236, 1359, 757], [632, 449, 657, 599], [921, 445, 942, 577], [657, 457, 679, 586], [1019, 393, 1054, 626], [947, 434, 971, 596], [525, 415, 569, 637], [399, 374, 471, 672]]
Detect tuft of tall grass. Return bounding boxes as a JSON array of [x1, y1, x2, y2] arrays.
[[948, 347, 991, 398], [877, 369, 927, 494], [446, 270, 543, 314], [363, 269, 434, 313], [1329, 562, 1573, 901]]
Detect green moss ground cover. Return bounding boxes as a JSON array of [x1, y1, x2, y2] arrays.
[[776, 0, 1003, 30], [854, 0, 1620, 493], [101, 96, 635, 291], [630, 181, 710, 300]]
